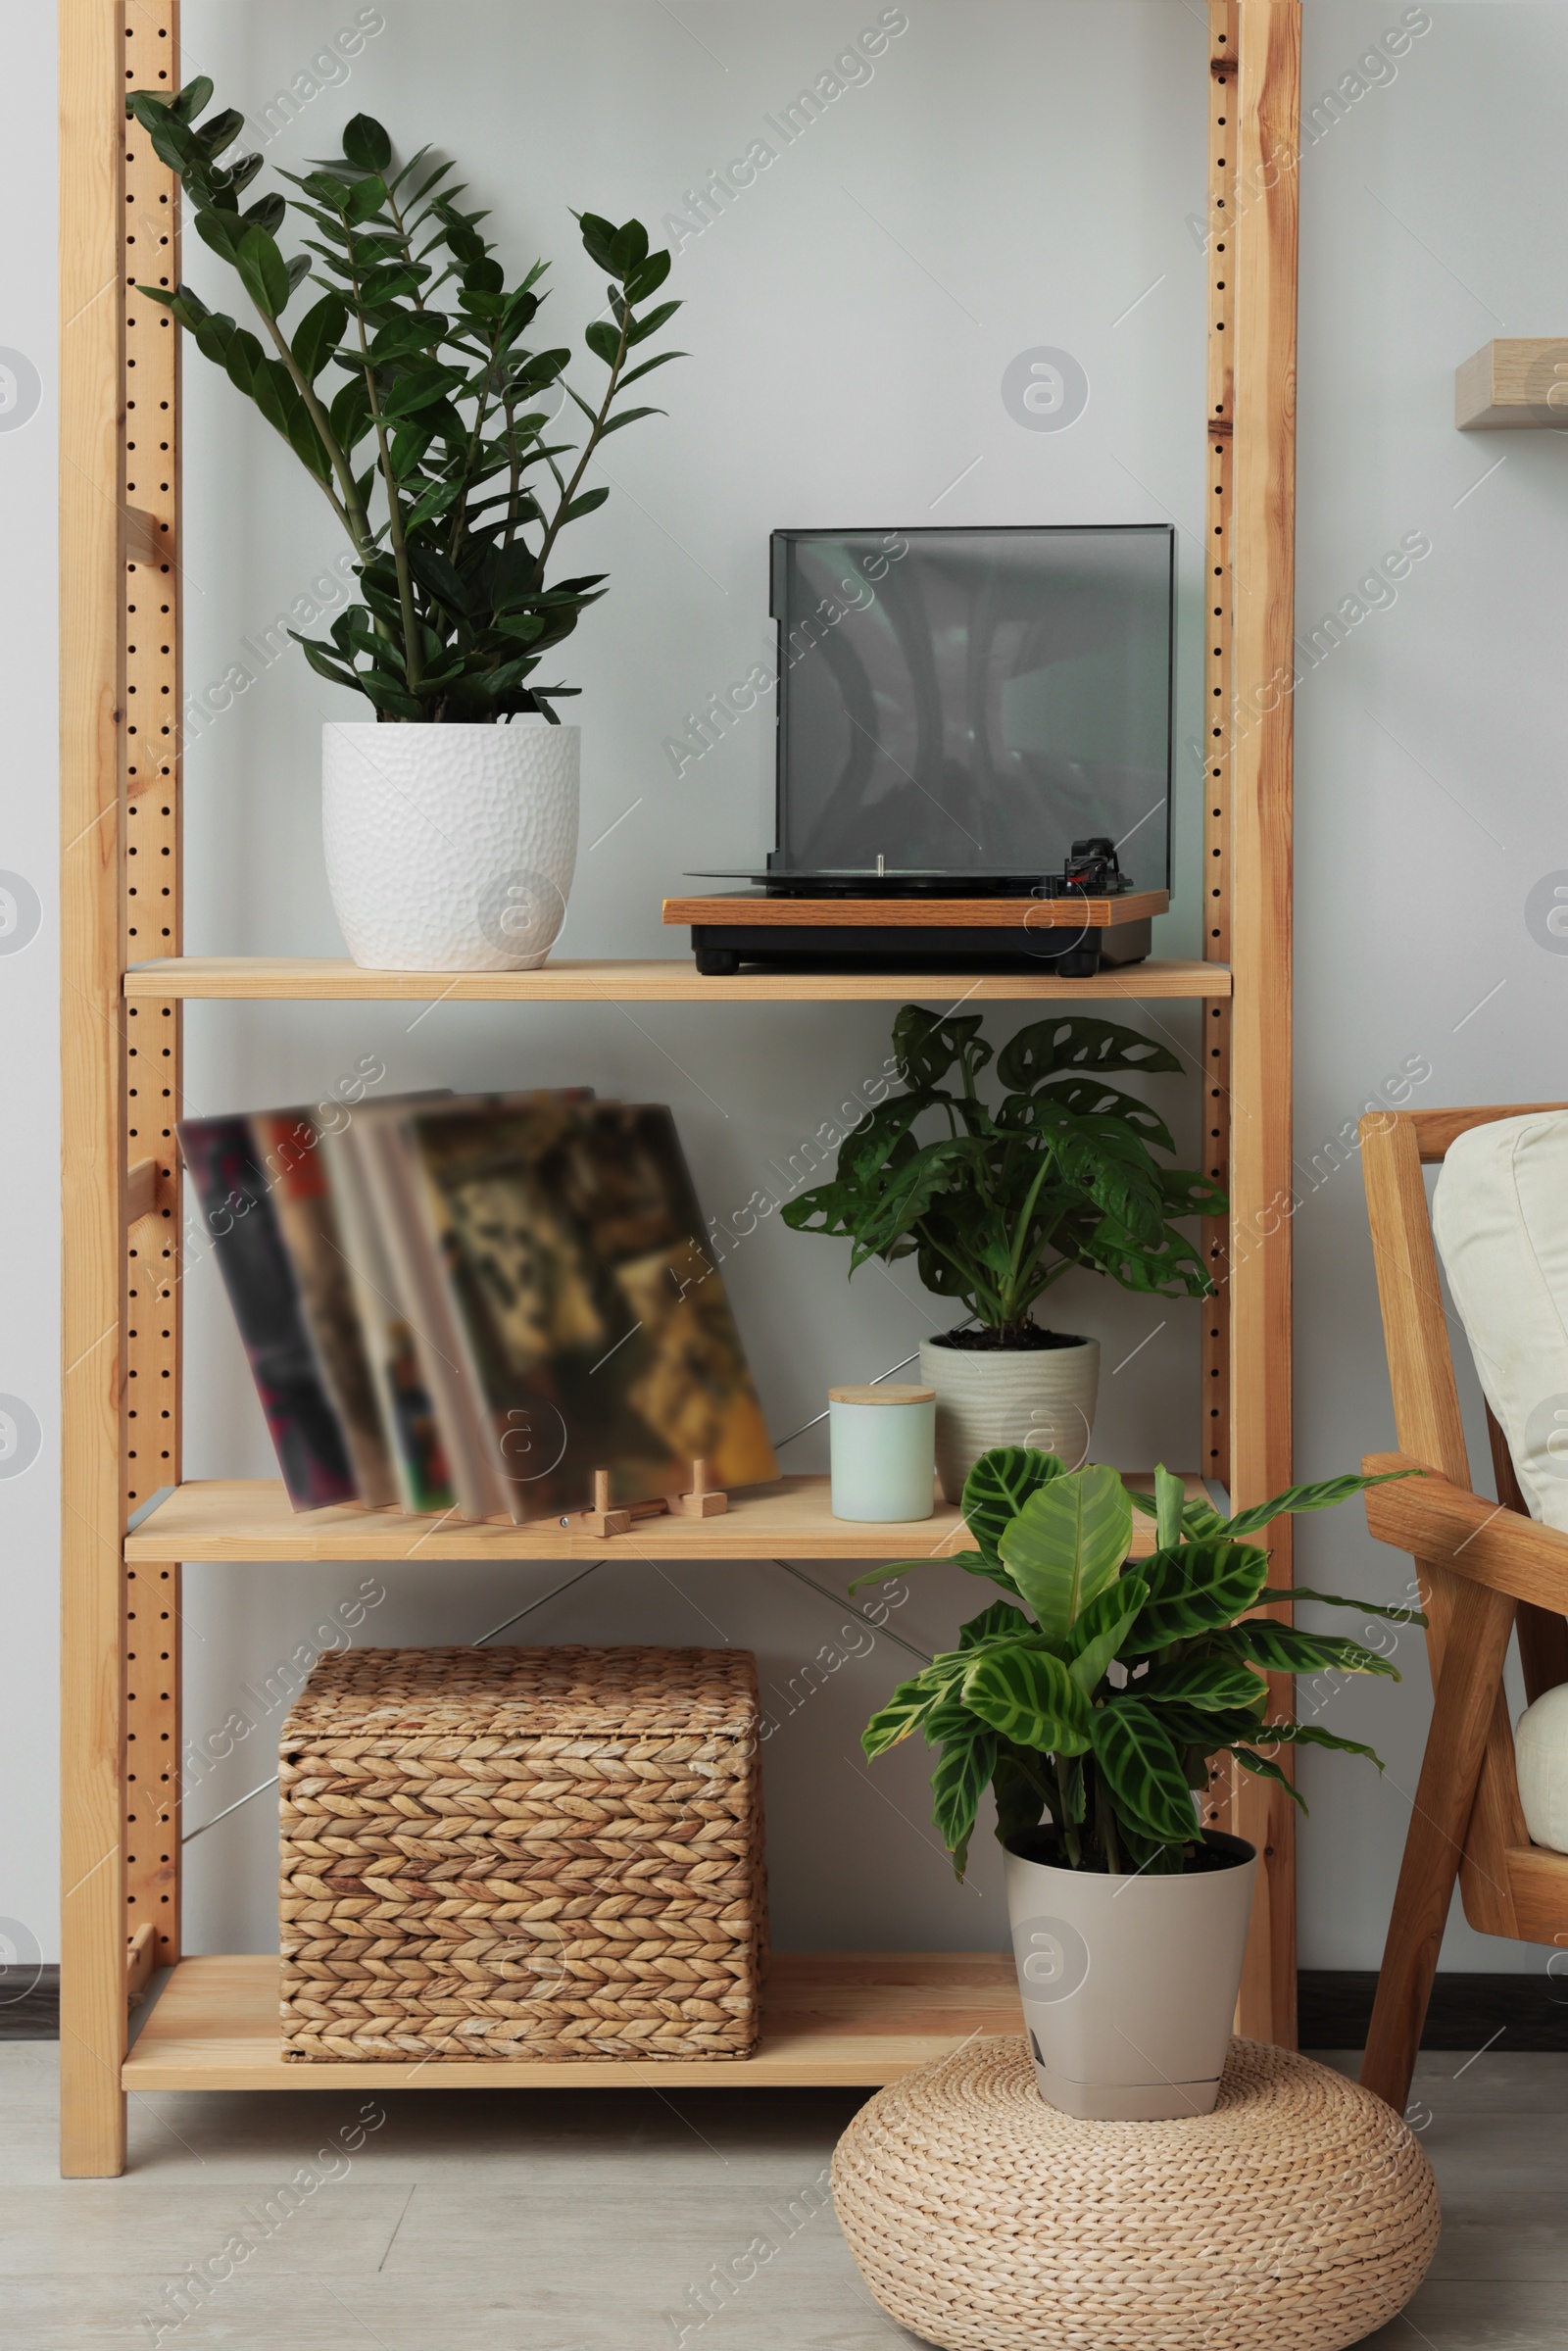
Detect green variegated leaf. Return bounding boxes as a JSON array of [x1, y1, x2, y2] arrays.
[[847, 1549, 1010, 1595], [1128, 1486, 1228, 1539], [1137, 1646, 1265, 1713], [1184, 1496, 1230, 1538], [1122, 1539, 1270, 1654], [958, 1599, 1033, 1650], [1154, 1463, 1186, 1551], [998, 1465, 1132, 1641], [926, 1701, 997, 1879], [960, 1643, 1091, 1754], [1220, 1622, 1401, 1680], [1259, 1587, 1428, 1628], [1224, 1467, 1419, 1539], [1228, 1747, 1308, 1809], [1147, 1700, 1263, 1750], [961, 1447, 1065, 1567], [991, 1737, 1052, 1846], [1090, 1700, 1199, 1843], [1249, 1721, 1383, 1763], [861, 1671, 945, 1759], [1063, 1576, 1148, 1696]]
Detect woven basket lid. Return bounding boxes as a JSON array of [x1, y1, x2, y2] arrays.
[[282, 1644, 759, 1739]]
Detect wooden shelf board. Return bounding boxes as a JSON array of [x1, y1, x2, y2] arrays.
[[124, 1472, 1191, 1564], [122, 1953, 1023, 2090], [122, 955, 1231, 1004]]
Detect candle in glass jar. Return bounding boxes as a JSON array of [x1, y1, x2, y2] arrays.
[[828, 1385, 937, 1523]]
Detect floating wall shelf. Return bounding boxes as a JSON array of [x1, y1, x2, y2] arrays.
[[1456, 339, 1568, 429]]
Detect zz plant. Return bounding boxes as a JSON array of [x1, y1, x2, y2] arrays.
[[782, 1005, 1227, 1341], [853, 1447, 1420, 1876], [124, 79, 683, 721]]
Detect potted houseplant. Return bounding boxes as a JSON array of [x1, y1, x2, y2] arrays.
[[125, 80, 683, 973], [851, 1445, 1417, 2119], [783, 1006, 1225, 1500]]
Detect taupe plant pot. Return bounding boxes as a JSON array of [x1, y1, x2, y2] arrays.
[[919, 1334, 1099, 1504], [1005, 1832, 1257, 2121]]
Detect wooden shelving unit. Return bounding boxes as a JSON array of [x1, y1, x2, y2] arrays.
[[59, 0, 1301, 2174]]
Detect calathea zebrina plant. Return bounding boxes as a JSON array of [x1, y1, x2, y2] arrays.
[[124, 80, 683, 721], [781, 1006, 1227, 1341], [851, 1447, 1421, 1876]]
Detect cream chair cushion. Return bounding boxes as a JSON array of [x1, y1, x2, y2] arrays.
[[1516, 1685, 1568, 1855], [1432, 1107, 1568, 1536]]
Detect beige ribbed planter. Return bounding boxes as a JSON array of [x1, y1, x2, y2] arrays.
[[919, 1334, 1099, 1504]]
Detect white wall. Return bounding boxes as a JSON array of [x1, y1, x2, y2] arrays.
[[9, 2, 1565, 1977], [1293, 0, 1568, 1971]]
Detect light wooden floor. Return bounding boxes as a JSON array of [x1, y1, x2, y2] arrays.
[[1, 2041, 1562, 2346]]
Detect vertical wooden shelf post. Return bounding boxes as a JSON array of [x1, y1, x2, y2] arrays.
[[60, 0, 185, 2179], [122, 0, 185, 1995], [1227, 0, 1301, 2045], [1201, 2, 1239, 1507], [59, 0, 129, 2177]]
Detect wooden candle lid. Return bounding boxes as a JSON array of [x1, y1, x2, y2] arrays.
[[828, 1384, 936, 1405]]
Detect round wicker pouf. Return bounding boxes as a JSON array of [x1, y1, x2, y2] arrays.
[[832, 2035, 1439, 2351]]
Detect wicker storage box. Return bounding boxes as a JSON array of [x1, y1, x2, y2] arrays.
[[278, 1644, 766, 2063]]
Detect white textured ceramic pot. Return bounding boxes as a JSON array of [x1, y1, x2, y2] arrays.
[[321, 718, 578, 971], [918, 1334, 1099, 1504], [1005, 1832, 1257, 2120]]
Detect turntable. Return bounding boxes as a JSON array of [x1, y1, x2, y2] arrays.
[[664, 524, 1175, 976]]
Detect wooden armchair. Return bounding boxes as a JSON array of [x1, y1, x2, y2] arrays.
[[1359, 1103, 1568, 2112]]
